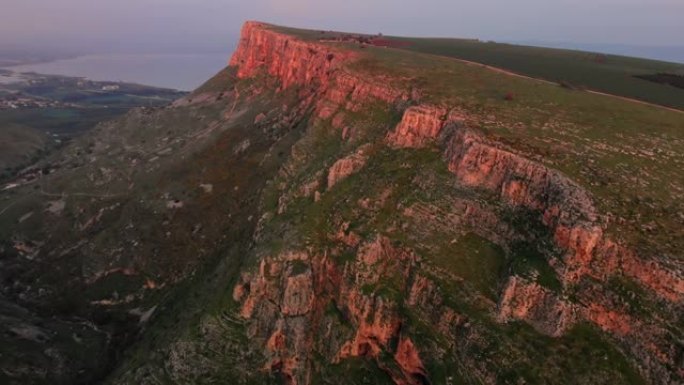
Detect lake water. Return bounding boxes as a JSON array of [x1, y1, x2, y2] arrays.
[[4, 53, 231, 91]]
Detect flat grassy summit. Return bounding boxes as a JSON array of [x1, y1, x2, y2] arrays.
[[276, 25, 684, 109]]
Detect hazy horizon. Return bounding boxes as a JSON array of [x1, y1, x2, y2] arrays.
[[1, 0, 683, 63]]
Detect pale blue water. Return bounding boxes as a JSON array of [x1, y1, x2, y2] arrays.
[[5, 53, 230, 91]]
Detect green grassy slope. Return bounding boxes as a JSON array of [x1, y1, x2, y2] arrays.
[[0, 66, 307, 385], [0, 124, 47, 175], [393, 37, 684, 109]]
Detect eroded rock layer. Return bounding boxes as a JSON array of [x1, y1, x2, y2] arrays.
[[223, 21, 684, 385]]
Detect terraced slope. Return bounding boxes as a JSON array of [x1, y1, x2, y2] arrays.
[[1, 21, 682, 385]]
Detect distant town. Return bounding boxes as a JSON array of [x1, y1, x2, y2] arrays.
[[0, 70, 165, 110]]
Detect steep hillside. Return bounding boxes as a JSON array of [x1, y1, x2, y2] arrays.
[[1, 21, 682, 385], [0, 64, 306, 384], [0, 124, 46, 171]]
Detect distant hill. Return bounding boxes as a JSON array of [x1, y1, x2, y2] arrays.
[[0, 48, 77, 67], [510, 41, 684, 65]]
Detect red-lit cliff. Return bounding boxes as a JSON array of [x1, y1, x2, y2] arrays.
[[223, 21, 683, 385]]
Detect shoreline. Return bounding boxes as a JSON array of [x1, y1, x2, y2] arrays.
[[2, 52, 230, 91]]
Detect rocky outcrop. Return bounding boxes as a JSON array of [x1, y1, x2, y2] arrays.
[[445, 129, 597, 226], [444, 127, 684, 301], [337, 291, 402, 358], [448, 126, 683, 383], [234, 237, 430, 385], [497, 276, 576, 336], [387, 106, 465, 148], [230, 22, 349, 90], [551, 224, 683, 303], [233, 252, 315, 384], [324, 72, 409, 113], [230, 21, 409, 118], [497, 275, 682, 383], [282, 273, 314, 316], [393, 337, 428, 385], [387, 105, 447, 147], [327, 144, 371, 189]]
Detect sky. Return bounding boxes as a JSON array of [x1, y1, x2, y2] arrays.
[[1, 0, 683, 57]]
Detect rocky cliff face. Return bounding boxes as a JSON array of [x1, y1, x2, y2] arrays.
[[222, 21, 683, 385], [326, 144, 371, 189], [231, 22, 408, 109], [233, 237, 430, 385], [443, 127, 682, 301], [231, 22, 339, 91]]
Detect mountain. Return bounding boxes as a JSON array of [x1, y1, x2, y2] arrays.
[[1, 21, 683, 385]]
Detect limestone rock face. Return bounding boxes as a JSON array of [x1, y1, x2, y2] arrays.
[[497, 276, 577, 336], [338, 290, 402, 358], [230, 21, 409, 119], [282, 273, 314, 316], [394, 337, 427, 385], [444, 127, 683, 383], [230, 21, 348, 90], [234, 237, 432, 385], [445, 129, 597, 225], [445, 128, 683, 303], [327, 144, 371, 189], [328, 72, 409, 112], [387, 105, 447, 147], [387, 105, 468, 148]]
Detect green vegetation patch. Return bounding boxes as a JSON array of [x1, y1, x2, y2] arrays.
[[429, 232, 507, 300], [311, 356, 395, 385], [193, 66, 238, 95], [508, 240, 562, 292], [496, 322, 646, 385], [394, 37, 684, 109]]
